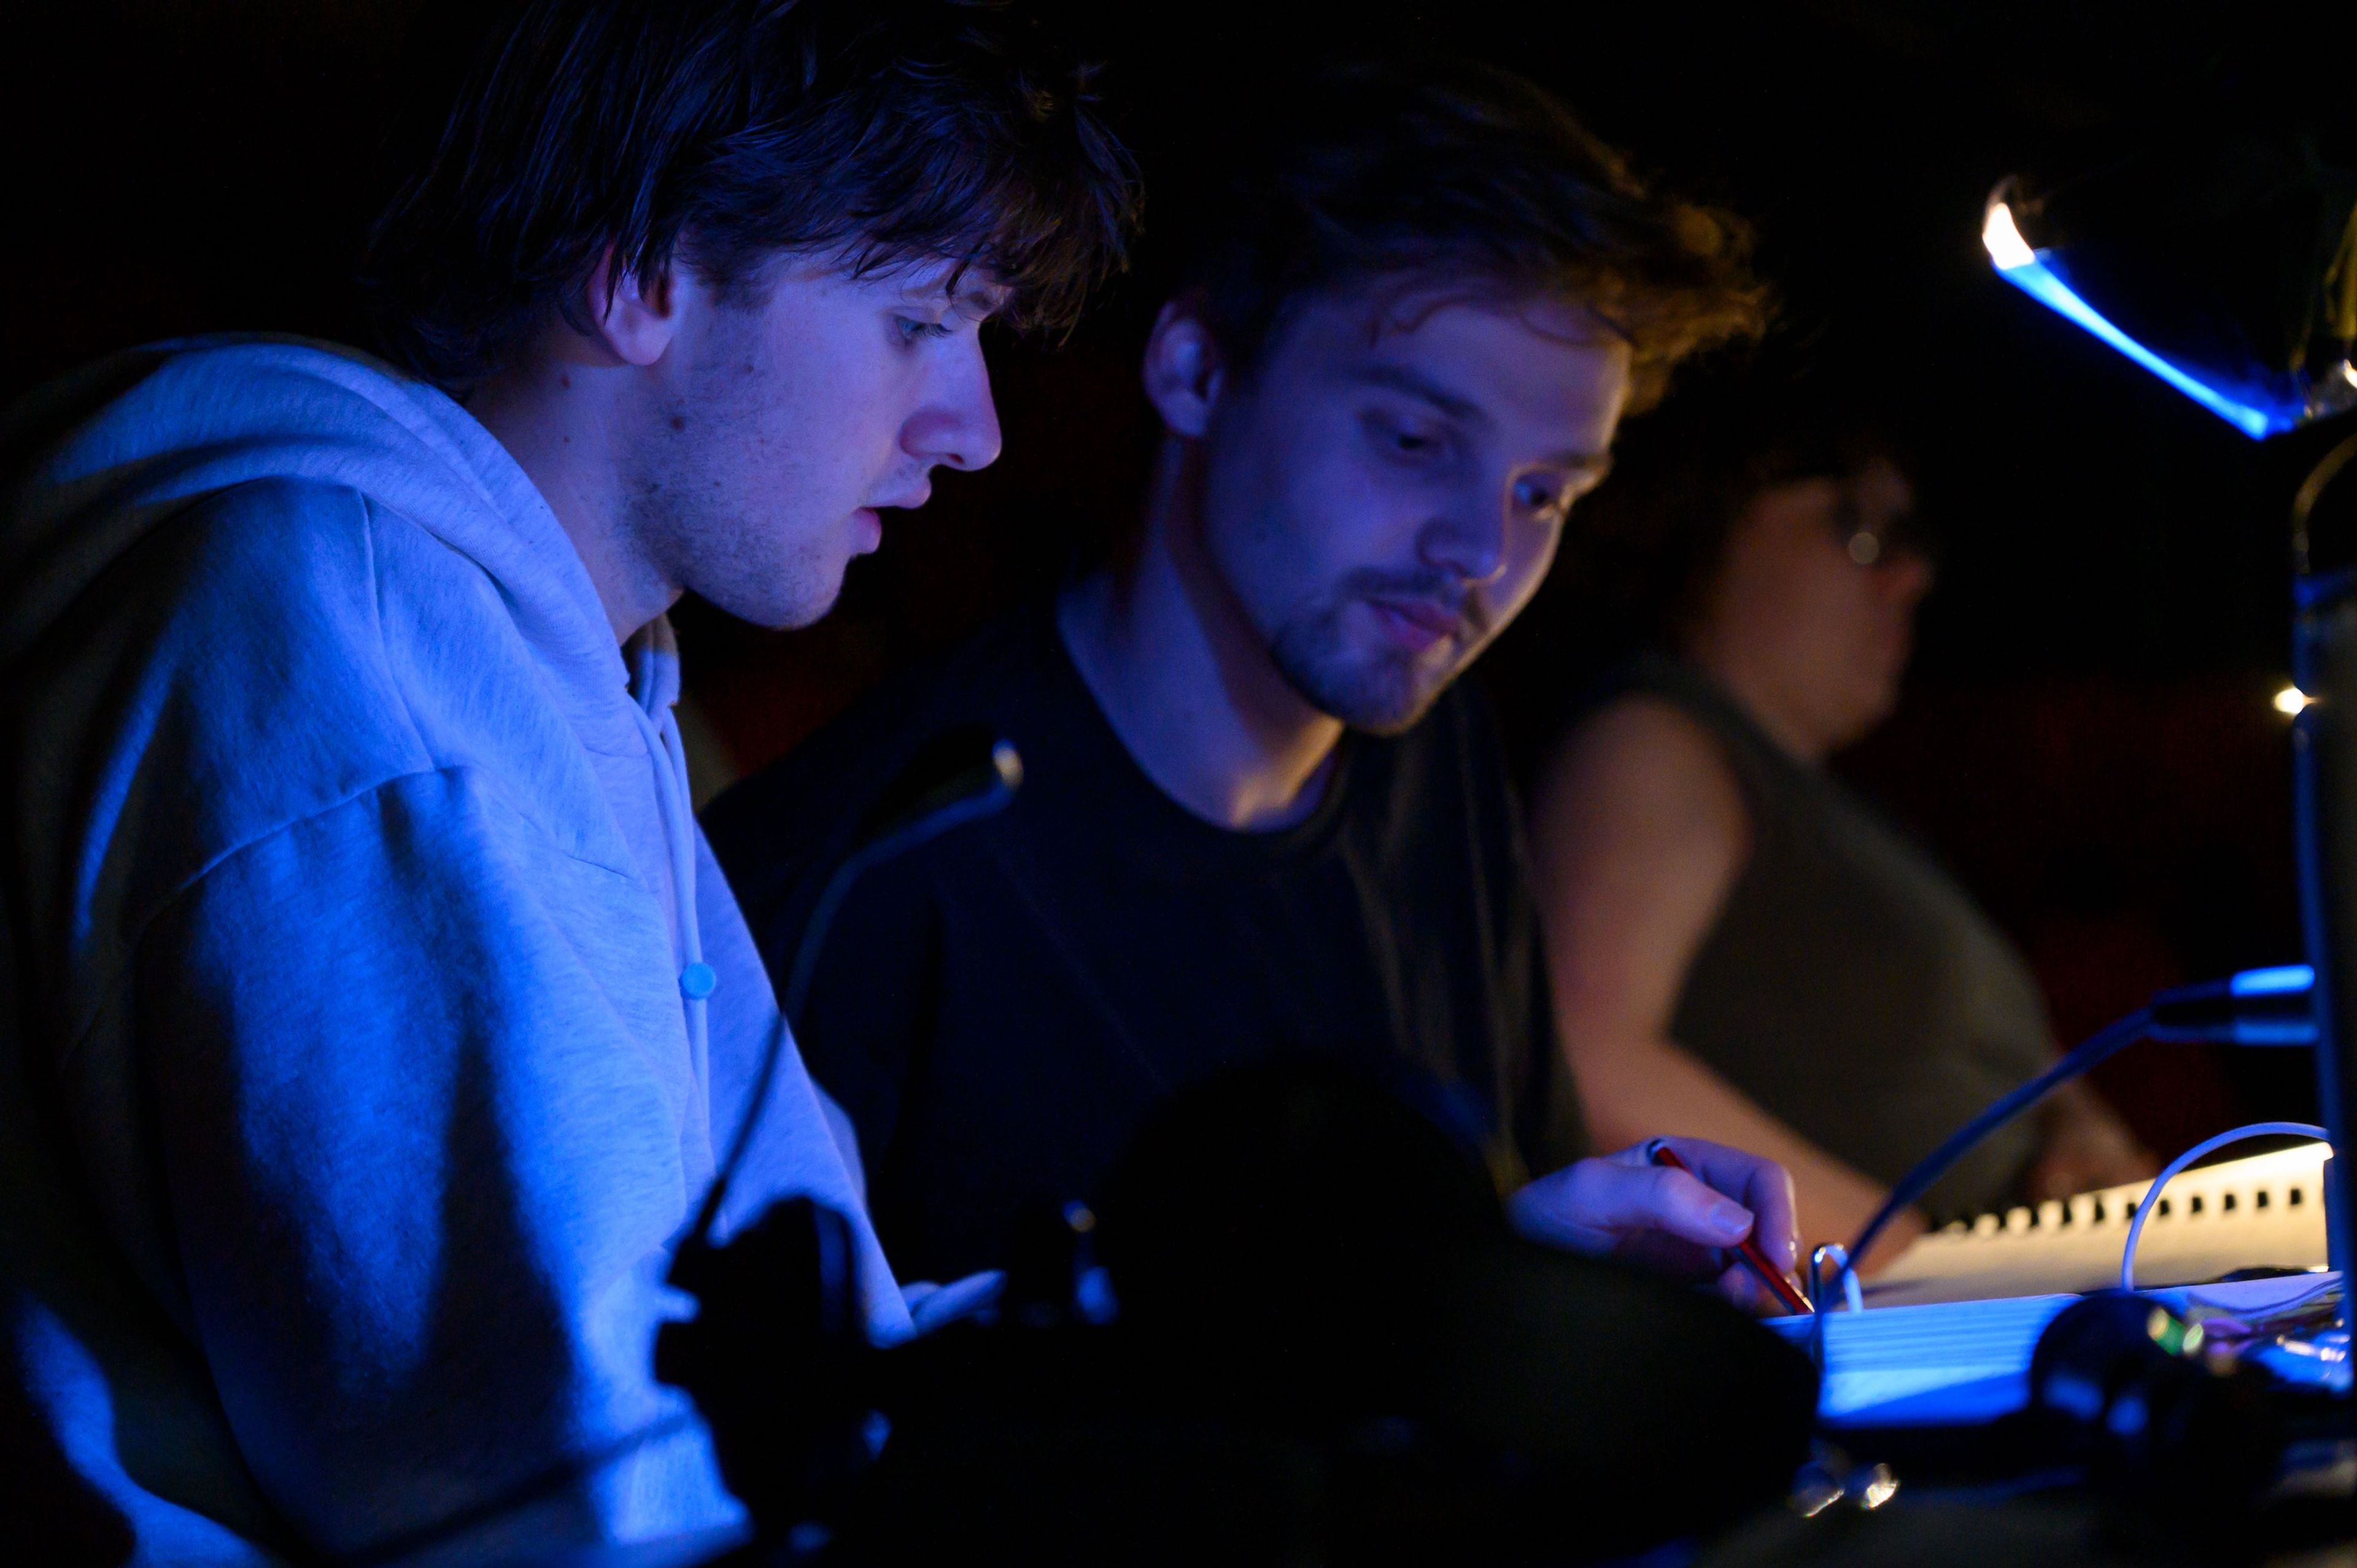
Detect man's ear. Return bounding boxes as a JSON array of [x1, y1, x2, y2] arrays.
[[578, 246, 684, 368], [1140, 297, 1228, 439]]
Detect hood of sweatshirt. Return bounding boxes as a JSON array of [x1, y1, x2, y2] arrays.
[[0, 335, 691, 1092], [1, 334, 626, 730]]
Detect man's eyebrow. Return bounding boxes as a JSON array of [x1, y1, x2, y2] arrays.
[[950, 280, 1012, 319], [1547, 448, 1616, 476], [1353, 361, 1487, 422], [891, 267, 1010, 316], [1355, 361, 1614, 471]]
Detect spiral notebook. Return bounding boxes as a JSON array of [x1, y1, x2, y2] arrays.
[[1767, 1141, 2334, 1426], [1865, 1139, 2329, 1307]]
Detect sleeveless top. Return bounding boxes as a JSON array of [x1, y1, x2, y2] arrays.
[[1622, 654, 2054, 1221]]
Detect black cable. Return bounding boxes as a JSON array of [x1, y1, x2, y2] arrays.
[[683, 751, 1020, 1257], [1814, 1008, 2154, 1351]]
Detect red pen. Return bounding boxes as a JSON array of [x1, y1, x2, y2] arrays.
[[1647, 1140, 1814, 1315]]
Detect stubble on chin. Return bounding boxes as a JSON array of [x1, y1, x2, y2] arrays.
[[629, 353, 862, 631], [634, 479, 849, 632], [726, 523, 853, 631], [632, 441, 859, 633], [1269, 606, 1450, 737]]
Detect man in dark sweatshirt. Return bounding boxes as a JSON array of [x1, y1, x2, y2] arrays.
[[707, 61, 1790, 1297]]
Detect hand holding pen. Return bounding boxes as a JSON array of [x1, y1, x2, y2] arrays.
[[1643, 1140, 1813, 1313], [1507, 1135, 1811, 1316]]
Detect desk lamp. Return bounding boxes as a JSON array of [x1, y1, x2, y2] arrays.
[[1980, 133, 2357, 1307]]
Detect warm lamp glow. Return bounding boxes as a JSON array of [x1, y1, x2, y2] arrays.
[[1981, 200, 2037, 271], [2278, 685, 2315, 716], [1980, 186, 2284, 439]]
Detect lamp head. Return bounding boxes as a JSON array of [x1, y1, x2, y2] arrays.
[[1982, 135, 2357, 439]]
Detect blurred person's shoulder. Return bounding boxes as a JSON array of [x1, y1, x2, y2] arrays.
[[1552, 655, 1732, 770], [1532, 657, 1747, 846]]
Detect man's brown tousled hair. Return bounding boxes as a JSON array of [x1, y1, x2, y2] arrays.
[[360, 0, 1140, 392], [1162, 59, 1768, 410]]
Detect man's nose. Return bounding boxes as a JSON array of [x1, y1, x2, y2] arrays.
[[904, 337, 1004, 473], [1418, 499, 1511, 585]]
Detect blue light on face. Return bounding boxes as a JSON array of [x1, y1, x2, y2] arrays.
[[1981, 201, 2296, 441], [2232, 964, 2318, 997]]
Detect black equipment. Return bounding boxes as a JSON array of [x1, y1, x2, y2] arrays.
[[659, 1061, 1819, 1564], [2027, 1294, 2289, 1519]]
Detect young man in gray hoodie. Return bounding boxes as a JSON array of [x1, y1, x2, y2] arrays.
[[1, 3, 1799, 1561], [0, 2, 1132, 1559]]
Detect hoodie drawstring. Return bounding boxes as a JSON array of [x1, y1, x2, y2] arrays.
[[627, 630, 711, 1077]]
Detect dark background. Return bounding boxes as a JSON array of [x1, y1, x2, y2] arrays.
[[8, 0, 2352, 1158]]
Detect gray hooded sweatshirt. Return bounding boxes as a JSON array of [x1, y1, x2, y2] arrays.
[[0, 338, 911, 1562]]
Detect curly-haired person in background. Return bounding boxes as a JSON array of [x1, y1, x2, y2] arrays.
[[1519, 384, 2155, 1271]]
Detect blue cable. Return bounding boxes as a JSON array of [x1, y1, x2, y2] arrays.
[[2118, 1121, 2329, 1291]]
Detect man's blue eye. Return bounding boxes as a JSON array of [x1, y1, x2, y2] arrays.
[[896, 317, 954, 345], [1367, 412, 1442, 457]]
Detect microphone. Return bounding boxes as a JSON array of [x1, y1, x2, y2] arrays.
[[656, 730, 1021, 1539], [784, 727, 1025, 1025], [681, 727, 1023, 1259]]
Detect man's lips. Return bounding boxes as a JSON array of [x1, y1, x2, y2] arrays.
[[1366, 595, 1466, 653], [867, 482, 933, 512], [853, 483, 930, 552]]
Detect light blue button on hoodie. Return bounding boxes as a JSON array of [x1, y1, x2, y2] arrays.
[[0, 338, 910, 1563]]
